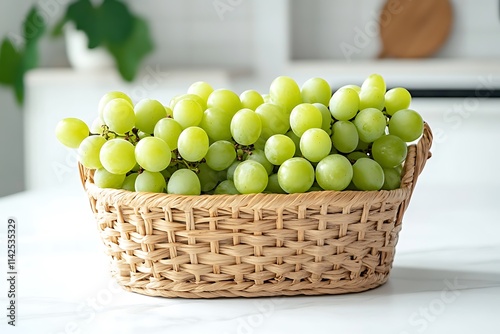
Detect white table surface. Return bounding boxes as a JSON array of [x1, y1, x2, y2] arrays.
[[2, 98, 500, 333]]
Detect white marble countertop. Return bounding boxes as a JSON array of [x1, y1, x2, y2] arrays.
[[2, 97, 500, 333]]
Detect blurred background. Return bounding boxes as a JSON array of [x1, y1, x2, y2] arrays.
[[1, 0, 500, 197]]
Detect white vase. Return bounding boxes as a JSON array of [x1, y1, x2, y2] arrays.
[[63, 23, 115, 70]]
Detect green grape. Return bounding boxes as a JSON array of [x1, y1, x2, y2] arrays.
[[230, 108, 262, 145], [170, 93, 207, 111], [262, 94, 271, 103], [240, 89, 265, 110], [329, 87, 360, 121], [338, 84, 361, 93], [356, 140, 371, 152], [269, 76, 302, 114], [285, 130, 302, 157], [154, 118, 183, 150], [382, 167, 401, 190], [331, 121, 359, 153], [255, 103, 289, 140], [135, 170, 166, 193], [55, 117, 90, 148], [214, 179, 240, 195], [199, 107, 233, 142], [122, 172, 138, 191], [173, 98, 204, 129], [97, 91, 133, 120], [253, 136, 267, 151], [77, 135, 106, 169], [226, 160, 241, 180], [160, 167, 172, 181], [207, 88, 242, 116], [289, 103, 322, 137], [233, 160, 268, 194], [177, 126, 209, 162], [246, 149, 274, 175], [359, 86, 385, 111], [352, 158, 384, 191], [301, 77, 331, 106], [135, 137, 171, 172], [216, 169, 227, 182], [197, 163, 219, 192], [313, 103, 333, 135], [205, 140, 236, 171], [372, 134, 408, 168], [385, 87, 412, 116], [353, 108, 387, 143], [167, 169, 201, 196], [134, 98, 167, 134], [99, 139, 136, 175], [315, 154, 353, 191], [277, 157, 314, 194], [361, 73, 386, 93], [264, 173, 286, 194], [90, 117, 106, 135], [93, 168, 125, 189], [299, 128, 332, 163], [308, 183, 323, 192], [103, 98, 136, 134], [388, 109, 424, 142], [347, 151, 369, 162], [264, 134, 295, 165], [187, 81, 214, 103]]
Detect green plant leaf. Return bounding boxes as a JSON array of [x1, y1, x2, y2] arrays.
[[99, 0, 134, 44], [66, 0, 102, 49], [23, 7, 46, 71], [0, 39, 22, 85], [106, 17, 154, 82]]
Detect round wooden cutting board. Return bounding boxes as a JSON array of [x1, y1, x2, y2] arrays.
[[378, 0, 453, 58]]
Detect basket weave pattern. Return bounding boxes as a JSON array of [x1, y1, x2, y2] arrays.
[[79, 124, 433, 298]]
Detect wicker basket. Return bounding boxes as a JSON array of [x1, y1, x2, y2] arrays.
[[79, 123, 433, 298]]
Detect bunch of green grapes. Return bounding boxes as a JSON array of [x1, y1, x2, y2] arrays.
[[55, 74, 424, 195]]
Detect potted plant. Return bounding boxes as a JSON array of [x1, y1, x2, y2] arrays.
[[0, 0, 154, 105]]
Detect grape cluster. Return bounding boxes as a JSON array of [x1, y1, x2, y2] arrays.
[[55, 74, 424, 195]]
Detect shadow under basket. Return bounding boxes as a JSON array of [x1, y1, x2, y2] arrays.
[[79, 123, 433, 298]]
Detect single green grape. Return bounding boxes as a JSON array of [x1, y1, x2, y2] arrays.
[[99, 139, 136, 175], [173, 98, 204, 129], [214, 179, 240, 195], [382, 167, 402, 190], [197, 163, 219, 192], [205, 140, 237, 171], [134, 98, 167, 134], [207, 88, 242, 116], [187, 81, 214, 103], [313, 103, 333, 135], [384, 87, 412, 116], [246, 149, 274, 175], [329, 87, 360, 121], [361, 73, 386, 93], [331, 121, 359, 154], [226, 160, 241, 181], [199, 107, 233, 142], [97, 91, 133, 120], [289, 103, 322, 137], [240, 89, 265, 110], [315, 154, 353, 191], [94, 168, 125, 189], [135, 170, 166, 193], [230, 108, 262, 145], [233, 160, 268, 194], [371, 134, 408, 168], [255, 103, 289, 140], [122, 172, 139, 191], [300, 128, 332, 163], [55, 117, 90, 148], [285, 130, 302, 157], [77, 135, 106, 169], [135, 137, 171, 172], [170, 93, 207, 111], [264, 134, 295, 165], [352, 158, 385, 191], [102, 98, 136, 134], [277, 157, 315, 193], [177, 126, 209, 162], [167, 169, 201, 195], [359, 86, 385, 111], [269, 76, 302, 114], [301, 77, 331, 106], [353, 108, 387, 143], [154, 118, 183, 150], [264, 173, 286, 194], [388, 109, 424, 142]]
